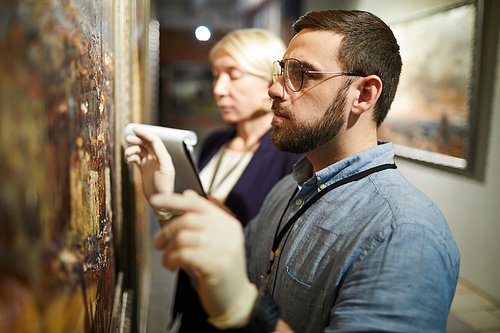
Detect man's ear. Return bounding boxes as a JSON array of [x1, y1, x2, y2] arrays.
[[351, 75, 382, 115]]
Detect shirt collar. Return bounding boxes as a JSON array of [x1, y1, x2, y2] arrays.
[[292, 141, 395, 187]]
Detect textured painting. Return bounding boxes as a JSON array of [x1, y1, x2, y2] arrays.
[[378, 2, 476, 169], [0, 0, 117, 331]]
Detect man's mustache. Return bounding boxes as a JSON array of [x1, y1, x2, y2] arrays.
[[271, 101, 292, 118]]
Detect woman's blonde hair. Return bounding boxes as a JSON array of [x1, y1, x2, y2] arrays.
[[209, 28, 286, 79]]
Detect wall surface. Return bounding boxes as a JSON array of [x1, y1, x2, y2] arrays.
[[0, 0, 154, 332], [0, 1, 117, 331], [304, 0, 500, 302]]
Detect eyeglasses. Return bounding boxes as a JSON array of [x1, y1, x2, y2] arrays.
[[272, 58, 366, 92]]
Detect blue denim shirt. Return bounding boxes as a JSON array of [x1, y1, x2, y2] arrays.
[[245, 142, 460, 333]]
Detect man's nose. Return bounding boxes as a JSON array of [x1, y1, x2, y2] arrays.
[[268, 76, 286, 101]]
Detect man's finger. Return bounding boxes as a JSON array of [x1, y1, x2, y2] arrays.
[[154, 223, 173, 250], [160, 247, 198, 272], [161, 242, 205, 273], [153, 216, 186, 249], [149, 191, 208, 215]]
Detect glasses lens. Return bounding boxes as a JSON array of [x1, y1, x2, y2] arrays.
[[272, 61, 282, 84], [285, 59, 302, 91]]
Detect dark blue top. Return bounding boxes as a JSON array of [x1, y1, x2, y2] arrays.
[[173, 126, 301, 333], [198, 126, 301, 226]]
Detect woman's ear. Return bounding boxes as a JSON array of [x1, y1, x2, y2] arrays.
[[351, 75, 382, 115]]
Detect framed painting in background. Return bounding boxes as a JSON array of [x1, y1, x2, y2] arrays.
[[378, 0, 493, 178]]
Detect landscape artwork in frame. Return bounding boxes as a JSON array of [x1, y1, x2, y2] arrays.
[[378, 1, 477, 170]]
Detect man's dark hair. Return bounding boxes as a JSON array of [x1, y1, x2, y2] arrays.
[[293, 10, 402, 127]]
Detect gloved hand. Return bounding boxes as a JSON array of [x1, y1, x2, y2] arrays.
[[151, 190, 258, 329], [124, 127, 176, 220]]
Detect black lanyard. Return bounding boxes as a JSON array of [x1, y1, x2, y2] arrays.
[[261, 163, 397, 291]]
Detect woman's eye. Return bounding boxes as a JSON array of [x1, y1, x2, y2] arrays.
[[229, 69, 243, 80]]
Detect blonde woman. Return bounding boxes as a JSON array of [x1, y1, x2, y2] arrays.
[[125, 28, 300, 331], [198, 28, 300, 225], [176, 29, 301, 332]]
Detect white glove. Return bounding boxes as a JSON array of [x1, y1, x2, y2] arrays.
[[124, 127, 177, 220], [152, 190, 258, 328]]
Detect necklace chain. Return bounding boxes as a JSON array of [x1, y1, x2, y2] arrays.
[[207, 138, 261, 195]]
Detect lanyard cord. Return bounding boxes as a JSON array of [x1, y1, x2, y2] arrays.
[[262, 163, 397, 291]]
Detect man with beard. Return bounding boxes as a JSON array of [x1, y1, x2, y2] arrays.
[[130, 9, 460, 333]]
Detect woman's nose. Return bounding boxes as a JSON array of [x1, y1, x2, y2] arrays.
[[213, 74, 229, 97]]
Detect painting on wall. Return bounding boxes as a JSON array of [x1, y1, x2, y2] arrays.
[[0, 0, 154, 331], [378, 1, 479, 173]]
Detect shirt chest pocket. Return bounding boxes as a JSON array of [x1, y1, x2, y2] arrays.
[[274, 266, 327, 333]]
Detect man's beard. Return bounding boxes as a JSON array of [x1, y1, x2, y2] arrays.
[[271, 83, 349, 154]]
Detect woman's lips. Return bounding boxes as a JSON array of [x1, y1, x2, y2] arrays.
[[218, 105, 232, 112]]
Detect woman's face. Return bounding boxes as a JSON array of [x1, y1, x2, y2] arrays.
[[211, 48, 272, 124]]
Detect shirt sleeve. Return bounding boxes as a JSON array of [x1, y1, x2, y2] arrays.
[[327, 223, 459, 333]]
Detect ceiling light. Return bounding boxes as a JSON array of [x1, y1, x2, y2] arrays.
[[195, 25, 211, 42]]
